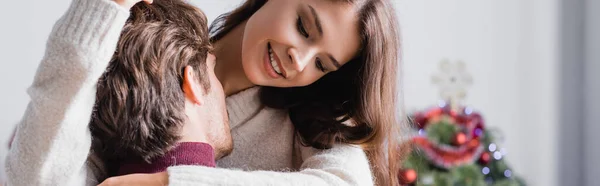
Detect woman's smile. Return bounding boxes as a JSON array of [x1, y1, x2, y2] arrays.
[[264, 42, 286, 79]]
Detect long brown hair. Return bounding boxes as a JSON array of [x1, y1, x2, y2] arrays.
[[89, 0, 212, 171], [210, 0, 406, 185]]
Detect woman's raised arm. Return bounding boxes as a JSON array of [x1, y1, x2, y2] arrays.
[[5, 0, 148, 185]]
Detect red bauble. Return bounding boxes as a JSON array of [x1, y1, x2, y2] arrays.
[[413, 113, 428, 129], [398, 169, 417, 184], [479, 152, 491, 165], [453, 132, 467, 146]]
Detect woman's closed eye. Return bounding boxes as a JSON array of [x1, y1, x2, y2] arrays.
[[316, 58, 328, 72], [297, 16, 328, 73], [297, 16, 309, 38]]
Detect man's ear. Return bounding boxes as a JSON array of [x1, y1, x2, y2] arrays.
[[182, 66, 204, 105]]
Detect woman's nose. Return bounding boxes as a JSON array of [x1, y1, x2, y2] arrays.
[[287, 47, 313, 74]]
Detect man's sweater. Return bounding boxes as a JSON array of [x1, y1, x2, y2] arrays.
[[5, 0, 375, 185], [116, 142, 216, 176]]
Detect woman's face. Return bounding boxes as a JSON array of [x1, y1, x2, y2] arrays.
[[241, 0, 360, 87]]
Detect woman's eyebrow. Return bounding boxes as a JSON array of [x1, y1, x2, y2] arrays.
[[328, 54, 341, 69], [308, 5, 323, 37]]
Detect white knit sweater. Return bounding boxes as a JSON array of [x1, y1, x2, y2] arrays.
[[5, 0, 374, 185]]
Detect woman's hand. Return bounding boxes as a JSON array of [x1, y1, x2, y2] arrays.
[[112, 0, 153, 9], [98, 171, 168, 186]]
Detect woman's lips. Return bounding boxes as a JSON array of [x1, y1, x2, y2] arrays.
[[269, 43, 286, 78], [264, 43, 282, 79]]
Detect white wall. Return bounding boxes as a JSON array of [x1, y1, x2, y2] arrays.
[[0, 0, 560, 185], [584, 0, 600, 184]]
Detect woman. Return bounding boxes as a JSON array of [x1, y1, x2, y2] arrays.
[[6, 0, 405, 185]]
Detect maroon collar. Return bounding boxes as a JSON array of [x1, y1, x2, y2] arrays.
[[117, 142, 216, 175]]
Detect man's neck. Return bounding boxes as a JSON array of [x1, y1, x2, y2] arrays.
[[179, 114, 209, 143], [213, 21, 256, 96]]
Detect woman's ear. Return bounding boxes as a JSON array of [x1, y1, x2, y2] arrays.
[[182, 66, 204, 105]]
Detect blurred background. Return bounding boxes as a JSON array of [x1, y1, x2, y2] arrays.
[[0, 0, 597, 185]]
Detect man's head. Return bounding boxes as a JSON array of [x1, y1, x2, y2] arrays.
[[90, 0, 231, 164]]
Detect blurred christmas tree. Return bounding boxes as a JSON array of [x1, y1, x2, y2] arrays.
[[398, 60, 525, 186]]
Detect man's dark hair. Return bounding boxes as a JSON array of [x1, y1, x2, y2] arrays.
[[89, 0, 212, 169]]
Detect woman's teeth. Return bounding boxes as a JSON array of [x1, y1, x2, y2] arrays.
[[269, 47, 283, 75]]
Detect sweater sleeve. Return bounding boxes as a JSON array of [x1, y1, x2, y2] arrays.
[[4, 0, 129, 185], [166, 144, 374, 186]]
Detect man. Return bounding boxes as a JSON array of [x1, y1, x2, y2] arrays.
[[88, 0, 232, 177]]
